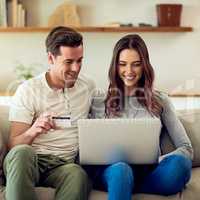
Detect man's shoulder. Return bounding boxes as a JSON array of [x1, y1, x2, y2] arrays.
[[17, 73, 45, 90], [78, 74, 96, 90], [27, 73, 45, 85], [14, 73, 46, 98]]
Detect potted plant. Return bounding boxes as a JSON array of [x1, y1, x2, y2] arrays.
[[6, 62, 43, 95]]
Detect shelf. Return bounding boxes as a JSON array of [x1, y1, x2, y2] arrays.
[[0, 26, 193, 33], [0, 92, 12, 96], [169, 93, 200, 97], [0, 92, 14, 96]]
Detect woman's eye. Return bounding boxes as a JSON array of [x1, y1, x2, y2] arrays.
[[119, 63, 126, 66], [132, 62, 141, 67]]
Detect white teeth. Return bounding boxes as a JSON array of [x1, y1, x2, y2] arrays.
[[65, 75, 75, 79], [125, 76, 135, 80]]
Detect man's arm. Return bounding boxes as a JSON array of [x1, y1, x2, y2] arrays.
[[9, 114, 55, 149], [9, 122, 33, 149]]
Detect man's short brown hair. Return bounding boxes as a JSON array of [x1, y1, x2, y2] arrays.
[[45, 26, 83, 56]]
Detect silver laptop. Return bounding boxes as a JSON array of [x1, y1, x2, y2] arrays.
[[78, 118, 162, 165]]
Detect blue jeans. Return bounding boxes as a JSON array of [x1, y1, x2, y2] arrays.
[[84, 154, 192, 200]]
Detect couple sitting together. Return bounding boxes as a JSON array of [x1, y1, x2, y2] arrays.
[[3, 26, 193, 200]]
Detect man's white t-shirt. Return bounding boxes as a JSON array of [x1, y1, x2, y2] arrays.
[[9, 72, 95, 161]]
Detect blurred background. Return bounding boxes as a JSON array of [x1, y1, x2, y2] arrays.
[[0, 0, 200, 98]]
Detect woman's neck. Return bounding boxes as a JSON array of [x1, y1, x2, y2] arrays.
[[124, 86, 136, 97]]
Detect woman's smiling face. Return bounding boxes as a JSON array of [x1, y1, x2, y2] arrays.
[[118, 48, 143, 93]]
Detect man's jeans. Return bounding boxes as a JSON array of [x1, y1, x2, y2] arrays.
[[84, 154, 192, 200], [3, 144, 89, 200]]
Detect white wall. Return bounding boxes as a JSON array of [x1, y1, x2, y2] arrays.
[[0, 0, 200, 93]]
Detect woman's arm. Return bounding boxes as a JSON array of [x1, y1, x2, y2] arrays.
[[89, 91, 106, 119], [159, 93, 193, 161]]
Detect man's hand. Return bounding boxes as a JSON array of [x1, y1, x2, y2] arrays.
[[27, 112, 56, 138], [9, 112, 56, 148]]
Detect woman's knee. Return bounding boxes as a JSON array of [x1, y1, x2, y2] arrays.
[[165, 154, 192, 179], [105, 162, 134, 185], [159, 155, 192, 195], [172, 154, 192, 182]]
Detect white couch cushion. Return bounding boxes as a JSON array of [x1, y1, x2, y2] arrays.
[[178, 109, 200, 167]]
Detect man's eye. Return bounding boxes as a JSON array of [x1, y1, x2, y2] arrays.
[[64, 61, 72, 65]]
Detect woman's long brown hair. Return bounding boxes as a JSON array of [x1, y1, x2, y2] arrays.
[[105, 34, 163, 117]]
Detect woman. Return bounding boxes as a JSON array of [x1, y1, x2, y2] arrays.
[[85, 34, 193, 200]]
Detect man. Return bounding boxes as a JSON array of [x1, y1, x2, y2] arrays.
[[3, 26, 95, 200]]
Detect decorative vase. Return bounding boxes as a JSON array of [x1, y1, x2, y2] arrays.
[[156, 4, 182, 27]]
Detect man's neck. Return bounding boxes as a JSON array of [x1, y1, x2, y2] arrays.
[[46, 71, 64, 90]]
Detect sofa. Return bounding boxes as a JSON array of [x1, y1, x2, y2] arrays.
[[0, 104, 200, 200]]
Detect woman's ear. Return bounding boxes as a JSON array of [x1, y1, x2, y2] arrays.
[[47, 52, 54, 65]]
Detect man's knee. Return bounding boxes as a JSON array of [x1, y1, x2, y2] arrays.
[[68, 164, 88, 184], [54, 164, 89, 200], [4, 144, 36, 171], [56, 163, 89, 195], [6, 144, 35, 160]]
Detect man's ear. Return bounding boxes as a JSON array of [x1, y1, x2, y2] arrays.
[[47, 52, 54, 65]]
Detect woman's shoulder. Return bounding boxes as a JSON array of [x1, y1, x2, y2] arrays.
[[90, 89, 107, 118], [154, 90, 171, 104], [92, 89, 106, 106], [154, 90, 175, 115]]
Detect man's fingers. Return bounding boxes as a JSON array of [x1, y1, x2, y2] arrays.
[[36, 127, 47, 134], [40, 121, 52, 130], [36, 123, 53, 133]]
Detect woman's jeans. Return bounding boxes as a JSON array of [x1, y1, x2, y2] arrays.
[[84, 154, 192, 200]]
